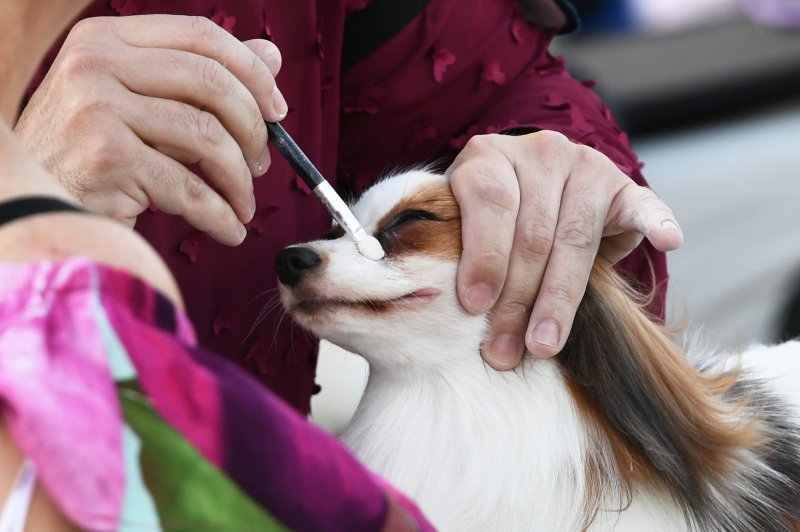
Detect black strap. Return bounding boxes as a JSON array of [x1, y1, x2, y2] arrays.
[[341, 0, 432, 72], [0, 197, 85, 227]]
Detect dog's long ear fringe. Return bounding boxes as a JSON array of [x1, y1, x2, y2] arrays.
[[559, 260, 785, 530]]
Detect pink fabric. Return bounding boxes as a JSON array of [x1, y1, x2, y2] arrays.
[[0, 260, 124, 530], [107, 296, 226, 467], [0, 257, 433, 530]]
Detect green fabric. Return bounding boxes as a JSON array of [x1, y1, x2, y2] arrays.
[[120, 423, 162, 530], [119, 389, 286, 531]]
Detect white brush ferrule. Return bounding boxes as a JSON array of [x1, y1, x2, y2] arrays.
[[313, 181, 368, 242]]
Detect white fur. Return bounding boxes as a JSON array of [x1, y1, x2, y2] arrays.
[[280, 170, 800, 531]]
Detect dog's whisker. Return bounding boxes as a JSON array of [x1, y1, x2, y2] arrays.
[[244, 294, 286, 342], [244, 287, 281, 307]]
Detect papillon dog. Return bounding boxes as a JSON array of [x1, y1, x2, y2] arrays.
[[276, 169, 800, 531]]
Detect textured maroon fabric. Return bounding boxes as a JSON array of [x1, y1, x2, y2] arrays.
[[30, 0, 666, 415]]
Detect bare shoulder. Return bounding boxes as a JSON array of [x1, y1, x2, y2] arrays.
[[0, 211, 183, 309]]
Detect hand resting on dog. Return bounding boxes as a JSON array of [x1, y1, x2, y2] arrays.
[[448, 131, 683, 368]]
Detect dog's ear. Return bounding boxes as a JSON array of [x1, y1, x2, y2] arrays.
[[558, 261, 761, 527]]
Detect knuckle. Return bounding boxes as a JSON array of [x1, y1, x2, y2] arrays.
[[574, 143, 607, 168], [526, 129, 570, 154], [456, 170, 518, 214], [179, 172, 212, 208], [544, 282, 577, 305], [68, 17, 104, 40], [196, 111, 224, 147], [200, 58, 227, 93], [248, 117, 268, 152], [556, 203, 598, 251], [58, 43, 109, 79], [189, 16, 221, 43], [469, 246, 508, 271], [104, 200, 138, 223], [517, 220, 555, 257], [248, 53, 273, 89], [557, 216, 597, 251], [85, 131, 130, 176], [495, 299, 531, 321], [462, 133, 500, 157], [67, 88, 115, 118]]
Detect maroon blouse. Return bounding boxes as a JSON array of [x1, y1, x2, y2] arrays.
[[31, 0, 666, 415]]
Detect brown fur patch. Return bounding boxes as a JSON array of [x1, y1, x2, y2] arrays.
[[374, 182, 462, 260], [561, 260, 767, 527]]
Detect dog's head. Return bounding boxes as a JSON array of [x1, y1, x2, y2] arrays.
[[276, 170, 485, 368]]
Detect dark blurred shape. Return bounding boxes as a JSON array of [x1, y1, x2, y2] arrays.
[[556, 15, 800, 135], [779, 276, 800, 342], [570, 0, 634, 33]]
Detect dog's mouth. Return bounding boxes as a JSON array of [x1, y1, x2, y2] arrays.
[[290, 287, 441, 315]]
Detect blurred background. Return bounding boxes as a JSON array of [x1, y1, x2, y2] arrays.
[[311, 0, 800, 434], [555, 0, 800, 349]]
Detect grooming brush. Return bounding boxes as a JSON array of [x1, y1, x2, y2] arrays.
[[266, 121, 384, 261]]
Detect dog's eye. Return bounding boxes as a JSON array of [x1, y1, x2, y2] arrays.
[[382, 209, 438, 232], [377, 209, 438, 253], [322, 226, 346, 240]]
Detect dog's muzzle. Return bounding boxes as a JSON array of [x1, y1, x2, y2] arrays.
[[275, 247, 322, 287]]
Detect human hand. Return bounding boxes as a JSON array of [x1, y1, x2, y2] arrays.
[[447, 131, 683, 368], [14, 15, 286, 246]]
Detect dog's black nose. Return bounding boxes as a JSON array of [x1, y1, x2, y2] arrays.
[[275, 247, 322, 287]]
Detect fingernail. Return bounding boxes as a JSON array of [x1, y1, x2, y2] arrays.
[[272, 87, 288, 120], [662, 220, 680, 231], [248, 195, 257, 220], [530, 319, 559, 348], [235, 223, 247, 244], [487, 334, 521, 368], [255, 145, 270, 176], [465, 283, 494, 313]]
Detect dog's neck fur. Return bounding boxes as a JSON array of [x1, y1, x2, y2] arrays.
[[342, 312, 658, 531]]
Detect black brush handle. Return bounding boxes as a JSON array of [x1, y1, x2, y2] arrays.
[[266, 122, 325, 189]]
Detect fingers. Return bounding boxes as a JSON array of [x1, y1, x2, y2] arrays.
[[482, 158, 566, 367], [64, 103, 249, 246], [242, 39, 282, 79], [601, 183, 684, 263], [242, 38, 287, 128], [103, 15, 287, 121], [472, 131, 679, 366], [134, 144, 247, 246], [448, 135, 521, 316], [109, 46, 269, 178], [122, 94, 255, 225], [523, 162, 608, 358], [512, 144, 680, 359]]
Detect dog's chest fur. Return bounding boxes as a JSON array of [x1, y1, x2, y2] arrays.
[[342, 354, 684, 531]]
